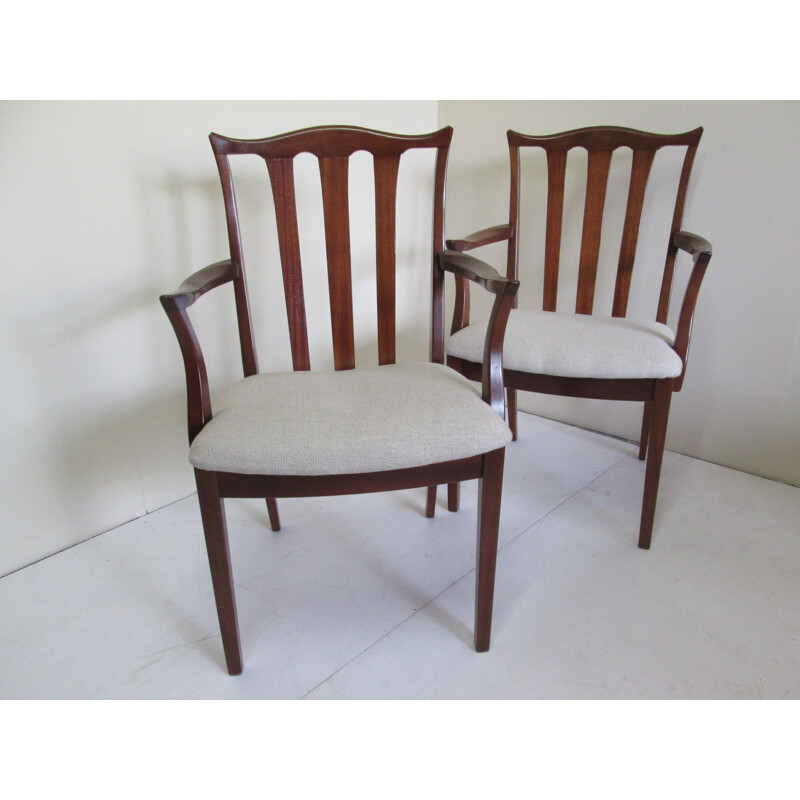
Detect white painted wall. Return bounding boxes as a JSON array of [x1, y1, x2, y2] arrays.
[[0, 101, 439, 576], [439, 100, 800, 490]]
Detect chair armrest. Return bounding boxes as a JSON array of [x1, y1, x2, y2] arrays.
[[439, 251, 519, 417], [159, 259, 240, 312], [446, 225, 513, 252], [438, 250, 513, 296], [673, 231, 712, 257]]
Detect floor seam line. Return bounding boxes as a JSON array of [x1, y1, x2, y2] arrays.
[[299, 451, 632, 698]]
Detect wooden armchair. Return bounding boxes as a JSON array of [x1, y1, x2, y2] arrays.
[[442, 126, 712, 550], [160, 126, 519, 674]]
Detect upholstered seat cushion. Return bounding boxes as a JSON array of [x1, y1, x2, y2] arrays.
[[189, 362, 511, 475], [446, 309, 682, 380]]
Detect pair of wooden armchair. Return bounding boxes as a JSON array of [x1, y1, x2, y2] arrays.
[[160, 124, 712, 674]]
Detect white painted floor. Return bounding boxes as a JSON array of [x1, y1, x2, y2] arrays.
[[2, 412, 799, 700]]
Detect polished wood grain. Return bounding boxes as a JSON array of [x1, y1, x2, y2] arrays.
[[195, 469, 242, 675], [374, 153, 401, 365], [265, 157, 311, 371], [474, 447, 505, 651], [576, 149, 612, 314], [447, 125, 712, 550], [161, 125, 519, 672], [613, 149, 656, 317]]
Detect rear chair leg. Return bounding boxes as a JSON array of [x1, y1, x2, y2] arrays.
[[195, 469, 243, 675], [639, 401, 652, 460], [507, 388, 518, 441], [447, 483, 460, 512], [474, 448, 505, 652], [266, 498, 281, 531], [425, 486, 437, 518]]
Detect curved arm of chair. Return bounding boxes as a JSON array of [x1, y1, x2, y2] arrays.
[[671, 231, 713, 390], [159, 259, 240, 312], [439, 251, 520, 417], [439, 250, 513, 295], [674, 231, 712, 258], [446, 224, 513, 253], [444, 226, 513, 334], [159, 260, 239, 443]]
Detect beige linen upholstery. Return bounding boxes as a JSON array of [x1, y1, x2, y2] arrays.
[[447, 309, 682, 380], [189, 362, 512, 475]]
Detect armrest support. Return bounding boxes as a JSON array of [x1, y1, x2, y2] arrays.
[[439, 250, 519, 417], [671, 232, 713, 390], [160, 260, 239, 443], [446, 224, 513, 253], [159, 259, 239, 312]]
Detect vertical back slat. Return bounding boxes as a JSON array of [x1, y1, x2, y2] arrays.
[[265, 157, 311, 370], [612, 148, 656, 317], [319, 155, 355, 370], [374, 153, 400, 365], [543, 150, 567, 311], [576, 149, 613, 314]]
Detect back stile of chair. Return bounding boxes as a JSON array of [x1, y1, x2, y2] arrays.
[[212, 148, 259, 377], [656, 135, 702, 325], [430, 136, 451, 366]]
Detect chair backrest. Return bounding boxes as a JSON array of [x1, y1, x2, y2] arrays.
[[209, 125, 453, 377], [507, 126, 702, 324]]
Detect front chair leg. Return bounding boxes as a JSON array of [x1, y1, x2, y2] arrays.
[[638, 381, 673, 550], [195, 469, 243, 675], [474, 447, 505, 652]]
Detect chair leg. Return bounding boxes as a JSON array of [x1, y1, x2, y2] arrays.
[[195, 469, 243, 675], [266, 498, 281, 532], [638, 381, 672, 551], [425, 486, 437, 518], [447, 483, 460, 512], [474, 448, 505, 652], [638, 401, 652, 460], [507, 388, 518, 441]]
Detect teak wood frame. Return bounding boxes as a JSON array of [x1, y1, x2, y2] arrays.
[[160, 126, 519, 674], [443, 126, 713, 550]]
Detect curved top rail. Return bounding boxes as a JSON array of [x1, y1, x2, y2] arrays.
[[210, 125, 453, 158], [507, 125, 703, 151]]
